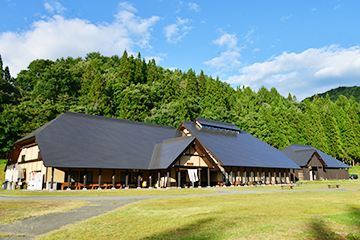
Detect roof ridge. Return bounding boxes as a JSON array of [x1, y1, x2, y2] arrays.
[[65, 111, 175, 129]]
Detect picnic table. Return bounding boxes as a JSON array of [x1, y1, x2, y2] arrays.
[[281, 185, 294, 189], [328, 184, 340, 188]]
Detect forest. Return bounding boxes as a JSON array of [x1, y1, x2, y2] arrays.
[[0, 51, 359, 165], [307, 86, 360, 103]]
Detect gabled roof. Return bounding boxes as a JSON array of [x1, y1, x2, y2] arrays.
[[195, 118, 240, 132], [281, 144, 351, 168], [181, 121, 301, 169], [35, 112, 177, 169], [149, 136, 195, 169]]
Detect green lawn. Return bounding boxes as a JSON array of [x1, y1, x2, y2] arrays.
[[349, 166, 360, 176], [38, 191, 360, 240], [0, 160, 6, 186], [0, 188, 216, 197], [0, 200, 87, 224]]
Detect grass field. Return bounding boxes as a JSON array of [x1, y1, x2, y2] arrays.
[[38, 190, 360, 240], [0, 188, 216, 196], [349, 166, 360, 176], [0, 200, 87, 225]]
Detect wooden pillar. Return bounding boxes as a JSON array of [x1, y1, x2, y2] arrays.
[[98, 169, 102, 190], [83, 168, 87, 190], [230, 168, 234, 186], [125, 170, 129, 189], [273, 169, 277, 184], [137, 173, 141, 189], [198, 168, 202, 188], [166, 171, 170, 189], [112, 169, 116, 189], [157, 171, 161, 189], [237, 167, 240, 186], [67, 168, 71, 190], [207, 168, 210, 188], [149, 171, 153, 189], [257, 168, 260, 183], [50, 167, 54, 191], [178, 169, 181, 188]]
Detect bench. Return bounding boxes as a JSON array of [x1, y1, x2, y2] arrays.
[[281, 185, 294, 189], [328, 184, 340, 188]]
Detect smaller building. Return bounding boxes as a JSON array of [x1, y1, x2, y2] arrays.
[[282, 144, 350, 181]]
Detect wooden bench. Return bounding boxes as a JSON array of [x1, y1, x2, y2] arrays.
[[328, 184, 340, 188], [281, 185, 294, 189]]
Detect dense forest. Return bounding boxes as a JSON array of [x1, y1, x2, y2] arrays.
[[0, 51, 360, 165], [308, 86, 360, 102]]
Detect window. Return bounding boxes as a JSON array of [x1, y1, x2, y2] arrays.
[[21, 155, 25, 163]]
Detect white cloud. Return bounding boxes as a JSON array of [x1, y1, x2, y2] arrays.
[[0, 2, 160, 76], [44, 1, 66, 14], [204, 50, 241, 70], [144, 53, 167, 64], [188, 2, 200, 12], [213, 33, 238, 49], [281, 15, 292, 21], [163, 17, 192, 44], [225, 45, 360, 100]]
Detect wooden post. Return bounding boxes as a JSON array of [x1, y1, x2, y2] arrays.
[[125, 170, 129, 189], [157, 171, 160, 189], [178, 169, 181, 189], [67, 168, 71, 190], [137, 173, 141, 189], [198, 168, 202, 188], [257, 168, 260, 184], [149, 171, 153, 189], [166, 171, 170, 189], [50, 167, 54, 191], [207, 168, 210, 188], [273, 169, 277, 184], [112, 169, 116, 189], [98, 169, 102, 190], [83, 168, 87, 190], [237, 167, 240, 187]]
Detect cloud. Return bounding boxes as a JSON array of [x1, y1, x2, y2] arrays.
[[0, 2, 160, 76], [204, 50, 241, 70], [225, 45, 360, 100], [44, 1, 66, 14], [213, 33, 238, 49], [188, 2, 200, 12], [281, 15, 292, 21], [163, 17, 192, 44]]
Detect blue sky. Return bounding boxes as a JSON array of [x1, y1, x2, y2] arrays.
[[1, 0, 360, 100]]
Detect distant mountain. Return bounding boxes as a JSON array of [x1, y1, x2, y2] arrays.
[[307, 86, 360, 102]]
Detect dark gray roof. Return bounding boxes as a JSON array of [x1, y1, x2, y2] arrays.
[[15, 118, 56, 144], [196, 118, 240, 132], [282, 144, 351, 168], [149, 136, 195, 169], [35, 112, 177, 169], [182, 121, 301, 169]]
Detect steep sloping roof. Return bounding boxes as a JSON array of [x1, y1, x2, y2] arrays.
[[182, 121, 300, 169], [149, 136, 195, 169], [35, 112, 176, 169], [282, 144, 350, 168], [196, 118, 240, 132]]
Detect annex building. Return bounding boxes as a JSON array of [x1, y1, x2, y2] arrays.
[[4, 112, 348, 190], [282, 144, 350, 181]]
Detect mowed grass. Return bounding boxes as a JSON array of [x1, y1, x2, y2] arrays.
[[39, 191, 360, 240], [349, 166, 360, 176], [0, 200, 88, 224], [0, 188, 216, 196]]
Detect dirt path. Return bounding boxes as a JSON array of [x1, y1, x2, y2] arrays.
[[0, 187, 350, 239]]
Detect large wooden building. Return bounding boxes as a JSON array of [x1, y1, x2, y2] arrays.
[[6, 112, 302, 190], [282, 144, 350, 181]]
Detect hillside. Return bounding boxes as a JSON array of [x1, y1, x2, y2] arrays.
[[1, 51, 360, 166], [307, 86, 360, 102]]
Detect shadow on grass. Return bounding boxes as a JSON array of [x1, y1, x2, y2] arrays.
[[142, 217, 224, 240], [307, 207, 360, 240]]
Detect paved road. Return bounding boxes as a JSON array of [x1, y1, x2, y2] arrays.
[[0, 187, 351, 240]]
